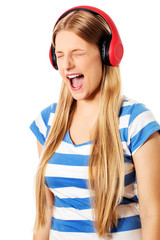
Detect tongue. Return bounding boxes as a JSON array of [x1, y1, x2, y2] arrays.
[[72, 76, 83, 88]]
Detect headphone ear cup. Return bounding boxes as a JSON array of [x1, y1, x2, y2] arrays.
[[49, 44, 58, 70], [101, 38, 111, 66]]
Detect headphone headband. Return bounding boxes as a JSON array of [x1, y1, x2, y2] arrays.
[[49, 5, 124, 69]]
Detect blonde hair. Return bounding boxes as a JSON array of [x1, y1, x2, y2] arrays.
[[34, 10, 124, 237]]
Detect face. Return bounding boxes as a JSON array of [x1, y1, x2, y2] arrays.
[[55, 30, 103, 101]]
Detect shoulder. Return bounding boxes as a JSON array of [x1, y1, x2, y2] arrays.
[[40, 103, 57, 126], [120, 96, 149, 118], [119, 96, 160, 155], [120, 96, 155, 125], [30, 103, 57, 146]]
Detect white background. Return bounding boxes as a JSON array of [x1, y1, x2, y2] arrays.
[[0, 0, 159, 239]]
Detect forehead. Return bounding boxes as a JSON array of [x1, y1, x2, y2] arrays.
[[55, 30, 90, 50]]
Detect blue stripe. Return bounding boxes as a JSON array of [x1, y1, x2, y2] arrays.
[[119, 128, 128, 142], [30, 121, 45, 146], [125, 171, 136, 186], [51, 218, 94, 233], [119, 105, 133, 117], [54, 195, 139, 210], [51, 215, 141, 233], [120, 196, 138, 205], [48, 152, 89, 166], [30, 103, 57, 145], [129, 122, 160, 153], [63, 130, 93, 146], [63, 129, 71, 144], [41, 103, 57, 125], [51, 103, 57, 113], [41, 105, 52, 126], [45, 177, 88, 189], [54, 196, 91, 210], [129, 104, 149, 126], [124, 154, 133, 163], [111, 215, 141, 232]]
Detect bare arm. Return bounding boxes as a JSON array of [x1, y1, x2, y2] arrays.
[[33, 140, 54, 240], [133, 131, 160, 240]]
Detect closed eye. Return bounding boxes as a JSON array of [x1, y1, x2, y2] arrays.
[[73, 53, 85, 56], [56, 55, 64, 59]]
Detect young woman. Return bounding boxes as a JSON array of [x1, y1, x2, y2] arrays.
[[30, 6, 160, 240]]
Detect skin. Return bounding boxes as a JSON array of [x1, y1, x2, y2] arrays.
[[34, 132, 160, 240], [133, 132, 160, 240], [34, 30, 160, 239], [55, 30, 103, 103], [55, 30, 103, 144]]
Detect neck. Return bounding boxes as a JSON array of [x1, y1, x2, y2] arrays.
[[76, 93, 100, 116]]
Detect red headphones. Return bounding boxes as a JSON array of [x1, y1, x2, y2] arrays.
[[49, 5, 124, 70]]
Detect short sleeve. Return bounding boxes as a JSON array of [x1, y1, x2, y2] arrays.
[[30, 103, 57, 146], [128, 103, 160, 155]]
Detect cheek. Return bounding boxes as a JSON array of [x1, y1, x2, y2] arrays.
[[88, 58, 102, 84], [92, 70, 102, 88], [88, 53, 102, 71], [58, 69, 68, 86], [58, 67, 65, 79], [95, 57, 103, 81]]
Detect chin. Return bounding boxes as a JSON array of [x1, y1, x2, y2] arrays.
[[70, 92, 87, 101]]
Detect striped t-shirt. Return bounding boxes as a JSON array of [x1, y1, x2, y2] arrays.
[[30, 97, 160, 240]]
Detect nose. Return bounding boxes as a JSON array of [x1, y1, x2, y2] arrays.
[[63, 54, 74, 70]]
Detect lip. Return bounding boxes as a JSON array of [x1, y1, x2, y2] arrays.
[[66, 73, 83, 77], [66, 73, 84, 91]]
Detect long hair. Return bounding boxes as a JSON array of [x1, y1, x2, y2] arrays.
[[34, 10, 124, 237]]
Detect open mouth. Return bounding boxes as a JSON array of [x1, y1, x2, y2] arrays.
[[67, 74, 84, 89]]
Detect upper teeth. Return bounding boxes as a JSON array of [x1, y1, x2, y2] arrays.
[[67, 74, 81, 79]]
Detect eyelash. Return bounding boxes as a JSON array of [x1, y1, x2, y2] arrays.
[[56, 56, 63, 59], [56, 53, 85, 59], [74, 53, 84, 56]]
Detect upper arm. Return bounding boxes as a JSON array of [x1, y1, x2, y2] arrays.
[[133, 131, 160, 218]]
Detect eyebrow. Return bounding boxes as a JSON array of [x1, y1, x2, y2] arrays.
[[55, 49, 86, 54]]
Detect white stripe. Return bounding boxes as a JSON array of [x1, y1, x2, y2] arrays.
[[122, 98, 138, 107], [49, 187, 92, 199], [124, 162, 134, 175], [133, 183, 138, 196], [46, 164, 89, 179], [123, 183, 137, 199], [49, 230, 100, 240], [48, 112, 55, 126], [52, 203, 139, 222], [49, 228, 141, 240], [122, 141, 131, 155], [106, 229, 141, 240], [118, 202, 139, 218], [35, 113, 47, 137], [119, 114, 130, 129], [46, 162, 133, 182], [53, 206, 93, 221], [56, 141, 91, 155], [128, 110, 155, 144]]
